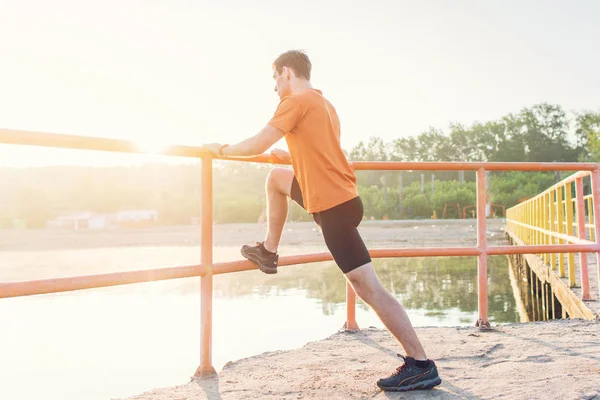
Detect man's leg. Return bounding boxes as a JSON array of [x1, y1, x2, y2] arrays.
[[262, 168, 294, 253], [346, 262, 441, 391], [314, 197, 440, 391], [345, 262, 428, 360], [240, 168, 295, 274]]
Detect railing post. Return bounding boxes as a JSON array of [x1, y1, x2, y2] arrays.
[[542, 193, 549, 265], [557, 185, 566, 277], [476, 168, 490, 328], [589, 169, 600, 301], [575, 177, 591, 300], [525, 201, 529, 241], [565, 183, 576, 285], [539, 196, 544, 258], [549, 190, 556, 270], [536, 197, 541, 257], [587, 197, 595, 242], [194, 155, 216, 377], [534, 197, 539, 254], [343, 282, 359, 331]]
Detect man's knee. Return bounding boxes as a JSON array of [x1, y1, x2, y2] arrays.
[[266, 168, 293, 196], [349, 278, 375, 303], [346, 263, 379, 301]]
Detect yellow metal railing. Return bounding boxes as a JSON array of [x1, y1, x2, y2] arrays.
[[506, 171, 599, 300]]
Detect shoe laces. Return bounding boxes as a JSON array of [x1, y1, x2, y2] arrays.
[[392, 354, 408, 376], [256, 241, 276, 256]]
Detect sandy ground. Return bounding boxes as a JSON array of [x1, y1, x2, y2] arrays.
[[119, 319, 600, 400]]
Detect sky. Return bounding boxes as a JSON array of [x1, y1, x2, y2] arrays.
[[0, 0, 599, 166]]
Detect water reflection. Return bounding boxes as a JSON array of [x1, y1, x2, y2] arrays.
[[0, 245, 519, 325], [212, 255, 519, 324]]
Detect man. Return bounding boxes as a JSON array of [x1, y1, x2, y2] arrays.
[[203, 50, 441, 392]]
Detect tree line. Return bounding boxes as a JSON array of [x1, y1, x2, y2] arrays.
[[351, 103, 599, 219]]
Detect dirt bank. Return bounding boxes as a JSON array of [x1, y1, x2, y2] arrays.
[[120, 319, 600, 400]]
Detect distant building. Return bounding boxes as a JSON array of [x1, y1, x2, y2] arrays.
[[116, 210, 158, 228], [46, 212, 98, 230], [46, 210, 158, 230]]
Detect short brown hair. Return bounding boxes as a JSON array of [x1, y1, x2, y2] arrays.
[[273, 50, 312, 80]]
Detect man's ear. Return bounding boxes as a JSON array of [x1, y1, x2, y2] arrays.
[[283, 66, 291, 80]]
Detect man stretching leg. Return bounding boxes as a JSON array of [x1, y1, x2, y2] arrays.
[[203, 50, 441, 392]]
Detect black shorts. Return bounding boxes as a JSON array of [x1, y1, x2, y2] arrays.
[[290, 177, 372, 274]]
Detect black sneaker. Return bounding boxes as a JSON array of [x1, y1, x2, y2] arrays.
[[240, 242, 279, 274], [377, 354, 442, 392]]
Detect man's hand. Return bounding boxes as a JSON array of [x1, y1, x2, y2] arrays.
[[271, 148, 291, 162], [202, 143, 224, 155]]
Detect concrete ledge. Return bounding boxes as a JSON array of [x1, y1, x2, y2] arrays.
[[120, 320, 600, 400]]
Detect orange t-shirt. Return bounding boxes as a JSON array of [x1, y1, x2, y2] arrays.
[[268, 89, 358, 213]]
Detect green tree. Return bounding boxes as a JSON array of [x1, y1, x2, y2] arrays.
[[490, 172, 555, 208], [519, 103, 577, 162], [575, 111, 600, 161], [489, 114, 527, 162], [350, 136, 389, 161]]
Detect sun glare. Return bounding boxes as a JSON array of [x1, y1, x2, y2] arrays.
[[133, 137, 174, 155]]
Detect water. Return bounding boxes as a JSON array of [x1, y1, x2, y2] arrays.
[[0, 247, 518, 400]]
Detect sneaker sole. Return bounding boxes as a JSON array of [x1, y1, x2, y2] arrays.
[[240, 249, 278, 274], [378, 376, 442, 392]]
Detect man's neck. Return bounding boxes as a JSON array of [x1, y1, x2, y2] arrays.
[[290, 79, 313, 94]]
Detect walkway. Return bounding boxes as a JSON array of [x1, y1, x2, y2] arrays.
[[121, 319, 600, 400]]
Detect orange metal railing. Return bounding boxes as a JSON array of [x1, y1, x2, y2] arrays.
[[2, 128, 600, 376], [506, 171, 600, 301]]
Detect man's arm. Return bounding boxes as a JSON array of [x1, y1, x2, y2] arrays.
[[204, 96, 299, 157], [270, 148, 292, 162], [204, 124, 284, 157]]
